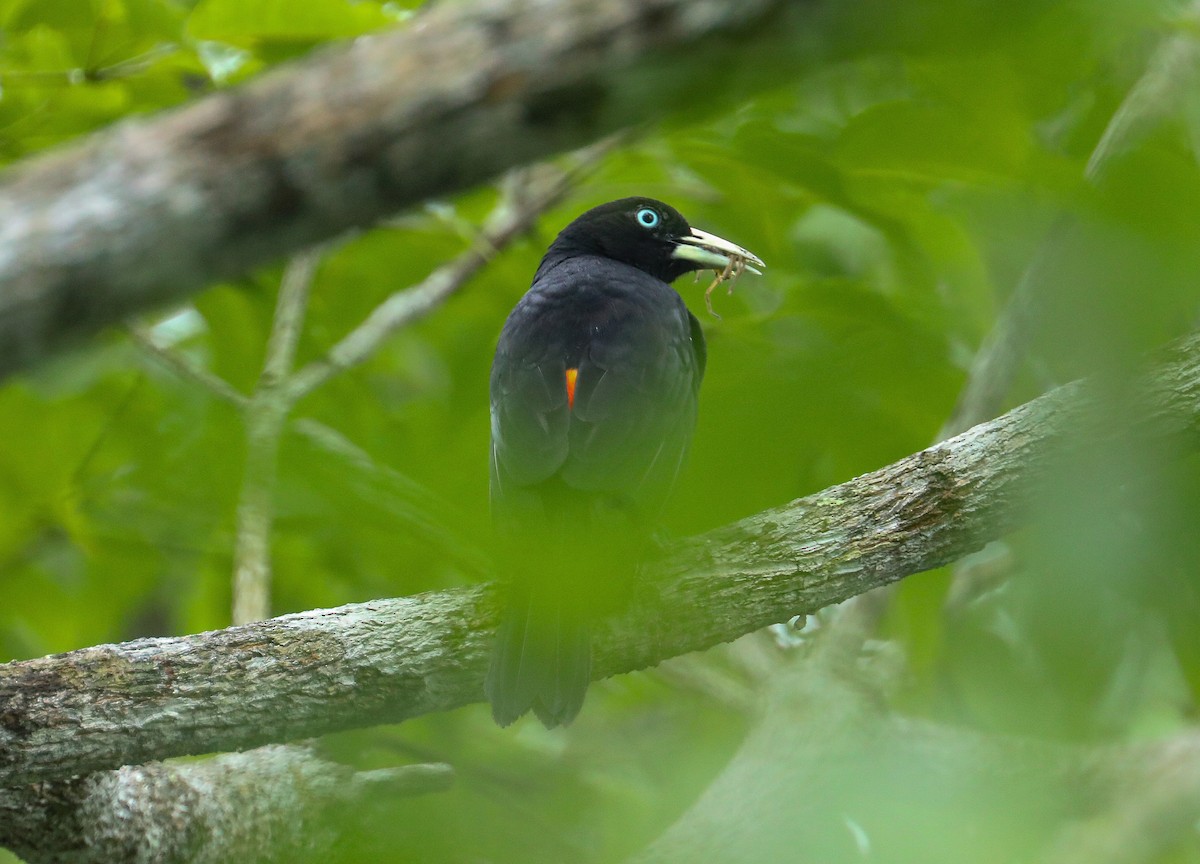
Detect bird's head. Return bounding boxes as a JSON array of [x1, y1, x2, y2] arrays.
[[547, 197, 764, 284]]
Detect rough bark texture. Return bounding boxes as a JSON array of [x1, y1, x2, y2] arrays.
[[0, 745, 452, 864], [0, 0, 818, 380], [1, 332, 1198, 789]]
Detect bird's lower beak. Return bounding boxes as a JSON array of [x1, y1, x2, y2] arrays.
[[671, 228, 765, 274]]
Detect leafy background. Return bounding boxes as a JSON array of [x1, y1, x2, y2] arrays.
[[3, 0, 1200, 861]]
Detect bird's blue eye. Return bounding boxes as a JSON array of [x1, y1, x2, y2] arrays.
[[635, 207, 660, 229]]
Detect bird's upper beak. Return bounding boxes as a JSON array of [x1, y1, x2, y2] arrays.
[[671, 228, 765, 274]]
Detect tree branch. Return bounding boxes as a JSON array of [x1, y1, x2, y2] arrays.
[[132, 153, 587, 625], [128, 324, 250, 409], [0, 0, 815, 381], [940, 19, 1200, 611], [2, 330, 1199, 788], [128, 318, 489, 575], [232, 249, 322, 624], [281, 147, 604, 403], [0, 745, 453, 864]]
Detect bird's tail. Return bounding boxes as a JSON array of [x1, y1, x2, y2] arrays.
[[485, 585, 592, 728]]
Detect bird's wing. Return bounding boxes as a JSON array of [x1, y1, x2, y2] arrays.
[[490, 342, 571, 491], [490, 263, 703, 520], [560, 299, 700, 516]]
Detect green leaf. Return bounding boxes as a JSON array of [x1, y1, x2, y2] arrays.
[[187, 0, 392, 46]]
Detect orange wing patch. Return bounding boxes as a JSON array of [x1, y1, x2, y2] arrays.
[[565, 367, 579, 411]]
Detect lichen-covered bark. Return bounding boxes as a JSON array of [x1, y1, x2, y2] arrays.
[[1, 332, 1198, 790], [0, 0, 818, 380], [0, 591, 492, 789], [0, 745, 452, 864]]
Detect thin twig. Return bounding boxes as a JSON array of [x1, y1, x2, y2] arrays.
[[350, 762, 456, 798], [1086, 12, 1200, 182], [232, 249, 322, 624], [127, 332, 483, 573], [936, 232, 1058, 441], [127, 324, 249, 409], [137, 141, 610, 622], [282, 146, 610, 404], [289, 419, 488, 576]]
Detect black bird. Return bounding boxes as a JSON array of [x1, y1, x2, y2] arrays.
[[486, 197, 763, 727]]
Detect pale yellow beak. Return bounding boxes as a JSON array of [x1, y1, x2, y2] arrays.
[[672, 227, 765, 274]]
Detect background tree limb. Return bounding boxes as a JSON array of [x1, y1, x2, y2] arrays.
[[0, 0, 819, 381], [0, 745, 452, 864]]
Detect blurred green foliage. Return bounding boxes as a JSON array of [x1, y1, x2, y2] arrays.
[[3, 0, 1200, 861]]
